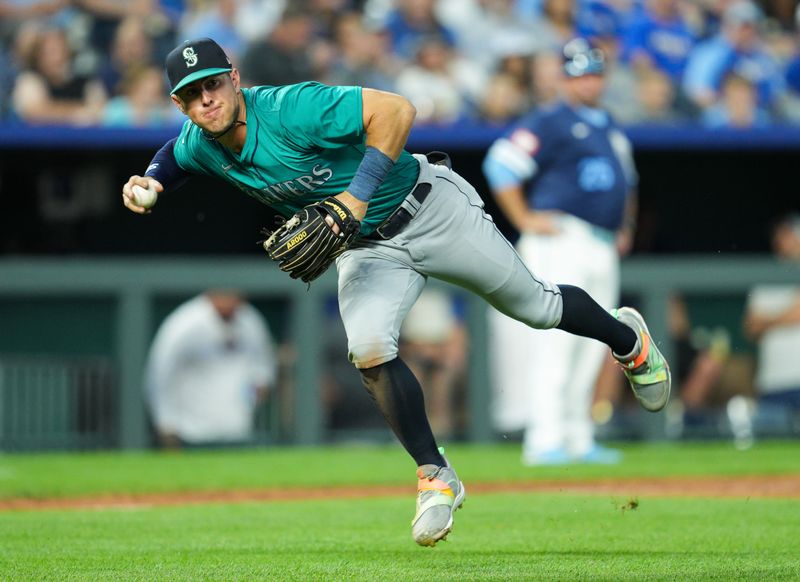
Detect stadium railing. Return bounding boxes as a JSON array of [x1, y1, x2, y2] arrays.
[[1, 256, 798, 451]]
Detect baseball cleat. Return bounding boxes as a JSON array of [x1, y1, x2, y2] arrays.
[[612, 307, 671, 412], [411, 448, 465, 547]]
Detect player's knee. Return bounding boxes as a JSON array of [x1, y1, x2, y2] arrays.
[[490, 280, 562, 330], [348, 338, 398, 369]]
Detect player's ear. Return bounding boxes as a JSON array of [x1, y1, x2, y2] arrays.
[[230, 68, 241, 93], [170, 94, 186, 114]]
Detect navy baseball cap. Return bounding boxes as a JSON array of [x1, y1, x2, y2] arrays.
[[165, 38, 232, 95], [562, 37, 605, 77]]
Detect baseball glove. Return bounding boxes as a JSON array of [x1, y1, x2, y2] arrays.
[[261, 197, 361, 283]]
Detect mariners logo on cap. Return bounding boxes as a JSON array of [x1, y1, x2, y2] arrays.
[[182, 47, 198, 68], [166, 38, 233, 95]]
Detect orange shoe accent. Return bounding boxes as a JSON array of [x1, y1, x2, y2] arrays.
[[417, 477, 455, 497], [618, 332, 649, 371], [630, 332, 650, 368]]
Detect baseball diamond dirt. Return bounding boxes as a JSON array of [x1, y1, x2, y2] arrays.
[[1, 474, 798, 511]]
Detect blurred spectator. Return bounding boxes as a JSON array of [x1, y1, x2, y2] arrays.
[[494, 50, 536, 99], [0, 0, 76, 55], [529, 0, 579, 54], [701, 71, 772, 127], [180, 0, 245, 63], [481, 48, 562, 123], [320, 295, 388, 433], [621, 0, 696, 86], [591, 24, 640, 124], [529, 49, 565, 106], [239, 5, 323, 86], [96, 15, 155, 97], [621, 0, 697, 123], [682, 1, 784, 115], [230, 0, 286, 46], [477, 70, 528, 122], [0, 0, 71, 30], [623, 66, 687, 124], [307, 0, 356, 42], [742, 214, 800, 437], [779, 4, 800, 121], [665, 293, 731, 435], [145, 291, 278, 449], [399, 288, 468, 440], [762, 0, 797, 31], [382, 0, 457, 62], [395, 34, 470, 124], [102, 65, 179, 126], [72, 0, 152, 56], [0, 20, 43, 120], [11, 26, 107, 125], [325, 11, 399, 91], [437, 0, 539, 75], [576, 0, 624, 46]]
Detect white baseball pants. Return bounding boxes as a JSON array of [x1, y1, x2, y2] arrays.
[[490, 214, 619, 457]]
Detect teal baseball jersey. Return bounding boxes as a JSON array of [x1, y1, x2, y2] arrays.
[[172, 82, 420, 234]]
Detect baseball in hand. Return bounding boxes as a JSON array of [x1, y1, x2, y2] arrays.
[[131, 183, 158, 209]]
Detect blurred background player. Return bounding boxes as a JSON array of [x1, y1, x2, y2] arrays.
[[399, 288, 468, 441], [145, 290, 278, 449], [741, 214, 800, 442], [483, 37, 638, 465]]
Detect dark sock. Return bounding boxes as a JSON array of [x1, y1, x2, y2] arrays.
[[360, 358, 444, 467], [555, 284, 637, 355]]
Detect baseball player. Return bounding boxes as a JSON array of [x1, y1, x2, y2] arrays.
[[483, 38, 639, 466], [122, 37, 670, 547]]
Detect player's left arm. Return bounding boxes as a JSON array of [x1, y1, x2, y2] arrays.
[[482, 126, 560, 235], [334, 88, 417, 221]]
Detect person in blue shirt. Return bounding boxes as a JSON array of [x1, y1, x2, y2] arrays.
[[622, 0, 696, 85], [483, 38, 638, 466], [682, 0, 784, 114], [701, 70, 772, 127], [382, 0, 457, 61]]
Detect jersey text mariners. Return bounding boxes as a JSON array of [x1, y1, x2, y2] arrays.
[[172, 82, 420, 234]]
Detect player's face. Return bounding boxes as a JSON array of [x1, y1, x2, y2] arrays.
[[171, 71, 240, 133], [564, 73, 605, 107]]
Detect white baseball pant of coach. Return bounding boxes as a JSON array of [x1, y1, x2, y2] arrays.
[[490, 215, 619, 459], [336, 154, 564, 370]]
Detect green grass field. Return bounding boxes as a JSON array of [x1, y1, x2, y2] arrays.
[[1, 441, 799, 581]]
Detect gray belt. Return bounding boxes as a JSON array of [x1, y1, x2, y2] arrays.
[[366, 151, 450, 241]]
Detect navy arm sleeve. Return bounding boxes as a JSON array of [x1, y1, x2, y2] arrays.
[[144, 138, 190, 191]]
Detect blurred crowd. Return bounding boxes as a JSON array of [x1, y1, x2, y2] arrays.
[[4, 0, 800, 128]]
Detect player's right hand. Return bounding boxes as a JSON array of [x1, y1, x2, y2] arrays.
[[122, 175, 163, 214]]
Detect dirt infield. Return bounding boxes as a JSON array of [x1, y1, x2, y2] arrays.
[[1, 474, 798, 512]]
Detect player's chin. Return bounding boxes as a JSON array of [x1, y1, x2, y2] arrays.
[[199, 110, 226, 130], [202, 116, 222, 130]]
